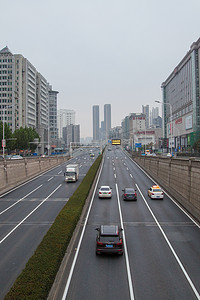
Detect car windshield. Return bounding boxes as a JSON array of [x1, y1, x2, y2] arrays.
[[99, 236, 120, 242], [153, 189, 162, 192], [66, 172, 75, 176]]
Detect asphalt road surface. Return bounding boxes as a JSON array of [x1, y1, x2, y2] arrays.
[[54, 147, 200, 300], [0, 149, 97, 299]]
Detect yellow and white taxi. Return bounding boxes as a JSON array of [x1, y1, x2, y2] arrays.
[[148, 185, 164, 199]]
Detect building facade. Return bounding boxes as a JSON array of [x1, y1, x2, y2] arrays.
[[93, 105, 99, 141], [142, 105, 150, 128], [48, 86, 59, 144], [104, 104, 111, 140], [57, 109, 75, 139], [0, 46, 58, 155], [162, 37, 200, 151], [63, 124, 80, 148]]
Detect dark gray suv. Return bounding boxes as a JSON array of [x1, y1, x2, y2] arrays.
[[96, 225, 123, 255]]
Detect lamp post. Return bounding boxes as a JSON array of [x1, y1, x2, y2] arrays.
[[155, 100, 173, 154]]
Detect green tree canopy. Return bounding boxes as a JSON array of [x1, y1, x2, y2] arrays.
[[12, 127, 39, 151]]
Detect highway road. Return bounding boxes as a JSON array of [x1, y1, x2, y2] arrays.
[[0, 149, 98, 300], [54, 147, 200, 300]]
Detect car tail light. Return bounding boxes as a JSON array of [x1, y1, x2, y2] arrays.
[[99, 192, 102, 194], [135, 192, 137, 196], [161, 192, 164, 195], [152, 193, 154, 195], [97, 241, 103, 246], [124, 194, 127, 197], [117, 239, 122, 246], [108, 192, 111, 194]]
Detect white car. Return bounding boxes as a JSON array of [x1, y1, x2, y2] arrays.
[[98, 186, 112, 199], [10, 155, 23, 159]]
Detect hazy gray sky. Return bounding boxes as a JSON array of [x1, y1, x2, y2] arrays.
[[1, 0, 200, 137]]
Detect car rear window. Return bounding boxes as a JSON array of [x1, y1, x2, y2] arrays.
[[101, 187, 110, 191], [99, 236, 120, 242], [125, 189, 135, 193], [153, 189, 162, 192]]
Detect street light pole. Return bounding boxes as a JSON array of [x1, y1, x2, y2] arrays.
[[155, 100, 172, 154]]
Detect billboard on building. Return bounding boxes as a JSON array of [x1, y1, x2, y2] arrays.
[[185, 115, 193, 130]]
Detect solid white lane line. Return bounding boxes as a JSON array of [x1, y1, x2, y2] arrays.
[[0, 184, 61, 245], [129, 156, 200, 229], [0, 184, 43, 215], [116, 183, 135, 300], [61, 155, 105, 300], [136, 184, 200, 299], [48, 177, 54, 182]]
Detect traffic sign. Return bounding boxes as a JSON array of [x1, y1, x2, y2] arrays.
[[135, 143, 142, 148]]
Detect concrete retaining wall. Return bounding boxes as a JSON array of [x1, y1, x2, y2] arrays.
[[0, 156, 69, 195], [134, 156, 200, 222]]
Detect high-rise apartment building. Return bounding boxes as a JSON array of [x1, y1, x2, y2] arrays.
[[63, 124, 80, 147], [104, 104, 111, 139], [37, 73, 48, 130], [121, 116, 130, 139], [0, 46, 57, 154], [142, 105, 149, 128], [48, 86, 59, 143], [93, 105, 99, 141], [57, 109, 75, 139], [0, 47, 39, 131], [73, 124, 80, 144]]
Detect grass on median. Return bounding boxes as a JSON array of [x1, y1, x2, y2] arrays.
[[4, 154, 102, 300]]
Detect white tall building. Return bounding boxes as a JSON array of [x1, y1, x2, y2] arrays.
[[0, 47, 50, 131], [57, 109, 75, 139], [0, 46, 57, 155]]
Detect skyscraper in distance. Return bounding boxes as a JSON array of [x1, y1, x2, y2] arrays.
[[142, 105, 149, 128], [93, 105, 99, 141], [104, 104, 111, 140]]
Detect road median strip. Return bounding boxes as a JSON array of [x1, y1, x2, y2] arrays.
[[4, 154, 102, 300]]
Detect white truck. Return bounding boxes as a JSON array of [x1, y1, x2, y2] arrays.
[[64, 164, 79, 182]]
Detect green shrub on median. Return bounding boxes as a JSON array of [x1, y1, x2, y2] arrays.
[[4, 154, 102, 300]]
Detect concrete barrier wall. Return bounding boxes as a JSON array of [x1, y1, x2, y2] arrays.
[[0, 156, 69, 195], [134, 156, 200, 222]]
